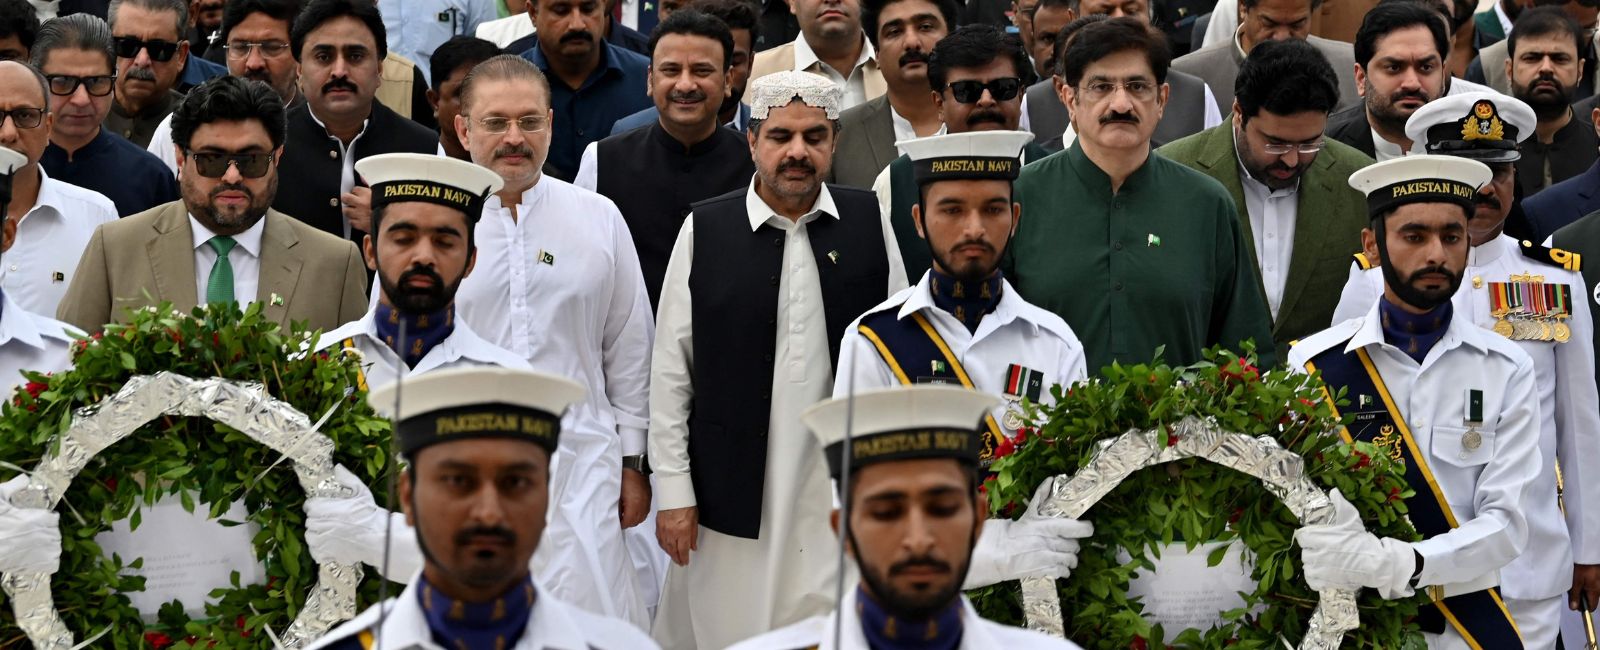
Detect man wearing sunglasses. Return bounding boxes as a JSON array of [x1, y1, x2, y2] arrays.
[[33, 13, 180, 218], [106, 0, 194, 149], [1006, 17, 1277, 372], [1158, 39, 1372, 359], [56, 75, 368, 334]]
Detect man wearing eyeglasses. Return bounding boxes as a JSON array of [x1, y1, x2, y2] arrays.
[[1006, 17, 1277, 372], [1157, 39, 1372, 359], [105, 0, 193, 148], [33, 14, 179, 218], [56, 75, 368, 334]]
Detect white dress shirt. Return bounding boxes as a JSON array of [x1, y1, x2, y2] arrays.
[[0, 289, 77, 395], [0, 168, 118, 316], [1236, 154, 1299, 320], [474, 12, 534, 48], [189, 214, 264, 306], [147, 112, 179, 174], [793, 35, 878, 110], [888, 105, 946, 155]]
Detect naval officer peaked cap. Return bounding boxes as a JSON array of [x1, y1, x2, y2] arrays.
[[1404, 92, 1536, 164]]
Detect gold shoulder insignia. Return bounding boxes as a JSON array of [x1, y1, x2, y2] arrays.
[[1521, 240, 1582, 272], [1352, 252, 1375, 270], [358, 630, 375, 650]]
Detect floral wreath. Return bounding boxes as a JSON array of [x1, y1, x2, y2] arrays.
[[969, 346, 1430, 649], [0, 303, 395, 648]]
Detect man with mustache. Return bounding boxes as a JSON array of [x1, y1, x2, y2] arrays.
[[271, 0, 440, 241], [1332, 92, 1600, 648], [825, 0, 953, 189], [1506, 7, 1596, 195], [304, 367, 658, 650], [607, 0, 758, 134], [1006, 17, 1276, 372], [745, 0, 886, 111], [727, 386, 1085, 650], [576, 9, 755, 308], [104, 0, 192, 148], [1158, 38, 1373, 359], [56, 75, 368, 333], [1171, 0, 1361, 116], [1326, 2, 1451, 161], [1291, 153, 1540, 650], [649, 70, 906, 649]]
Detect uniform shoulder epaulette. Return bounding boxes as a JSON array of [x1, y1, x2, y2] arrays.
[[1520, 239, 1582, 272], [1352, 252, 1375, 270]]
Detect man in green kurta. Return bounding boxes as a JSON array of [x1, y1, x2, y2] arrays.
[[1006, 17, 1276, 373]]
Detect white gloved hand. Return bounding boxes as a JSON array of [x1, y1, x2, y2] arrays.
[[303, 465, 422, 578], [1294, 488, 1416, 599], [0, 475, 61, 574], [964, 480, 1095, 589]]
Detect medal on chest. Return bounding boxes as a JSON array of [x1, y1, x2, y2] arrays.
[[1002, 364, 1043, 430], [1488, 274, 1573, 343], [1461, 388, 1484, 460]]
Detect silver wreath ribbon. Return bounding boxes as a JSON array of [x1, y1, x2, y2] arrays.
[[2, 372, 364, 649], [1020, 416, 1359, 648]]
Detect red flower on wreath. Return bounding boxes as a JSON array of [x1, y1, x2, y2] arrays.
[[1220, 359, 1260, 383], [994, 437, 1016, 459], [144, 632, 173, 649], [1130, 636, 1148, 650], [1354, 451, 1371, 470]]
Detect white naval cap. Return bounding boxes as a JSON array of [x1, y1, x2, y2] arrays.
[[1348, 154, 1493, 218], [354, 152, 505, 218], [748, 70, 843, 120], [1404, 92, 1535, 163], [801, 386, 1001, 480], [369, 367, 586, 456], [0, 145, 24, 175], [898, 130, 1035, 185]]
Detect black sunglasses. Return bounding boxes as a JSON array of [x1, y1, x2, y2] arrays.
[[946, 77, 1024, 104], [46, 74, 116, 96], [188, 152, 275, 178], [113, 36, 180, 62]]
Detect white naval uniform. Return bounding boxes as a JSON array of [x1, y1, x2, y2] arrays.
[[0, 289, 77, 394], [455, 176, 654, 629], [1330, 235, 1600, 648], [303, 572, 659, 650], [1289, 300, 1542, 649], [648, 182, 908, 650], [833, 271, 1088, 438], [314, 307, 531, 389], [725, 589, 1083, 650]]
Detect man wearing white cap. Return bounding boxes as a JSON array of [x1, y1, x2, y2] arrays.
[[306, 368, 658, 650], [1291, 154, 1541, 648], [1329, 92, 1600, 648], [728, 385, 1084, 650], [648, 69, 906, 649]]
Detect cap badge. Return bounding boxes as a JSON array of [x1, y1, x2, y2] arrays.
[[1462, 100, 1505, 142]]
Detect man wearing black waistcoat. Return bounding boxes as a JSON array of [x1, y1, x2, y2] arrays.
[[646, 70, 908, 649]]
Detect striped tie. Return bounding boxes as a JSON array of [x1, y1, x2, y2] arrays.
[[205, 236, 237, 305]]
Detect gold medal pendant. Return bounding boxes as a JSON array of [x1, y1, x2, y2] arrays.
[[1461, 427, 1483, 460], [1003, 409, 1024, 430], [1539, 321, 1553, 341], [1555, 322, 1572, 343], [1494, 319, 1515, 338]]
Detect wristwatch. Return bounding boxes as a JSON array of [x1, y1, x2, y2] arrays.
[[622, 455, 651, 476]]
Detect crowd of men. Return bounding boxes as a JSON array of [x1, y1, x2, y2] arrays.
[[1, 0, 1600, 644]]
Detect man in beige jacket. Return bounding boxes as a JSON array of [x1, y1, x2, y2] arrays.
[[56, 76, 366, 334]]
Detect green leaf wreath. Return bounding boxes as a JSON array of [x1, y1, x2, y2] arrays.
[[969, 345, 1429, 649], [0, 302, 395, 649]]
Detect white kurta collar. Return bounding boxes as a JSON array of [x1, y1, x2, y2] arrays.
[[792, 33, 877, 73], [188, 213, 266, 258], [743, 176, 842, 231]]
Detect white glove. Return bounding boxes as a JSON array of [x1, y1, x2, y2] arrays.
[[964, 480, 1095, 589], [1294, 488, 1416, 599], [303, 465, 422, 578], [0, 475, 61, 574]]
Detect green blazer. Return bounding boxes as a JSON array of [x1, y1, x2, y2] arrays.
[[1157, 118, 1374, 358]]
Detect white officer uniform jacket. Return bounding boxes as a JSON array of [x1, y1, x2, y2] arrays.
[[1329, 234, 1600, 600], [726, 589, 1083, 650], [314, 306, 531, 391], [0, 289, 77, 394], [1289, 300, 1542, 594], [304, 572, 659, 650], [833, 271, 1088, 438]]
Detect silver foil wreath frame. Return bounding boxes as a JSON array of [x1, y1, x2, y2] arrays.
[[1, 372, 365, 649], [1020, 415, 1361, 648]]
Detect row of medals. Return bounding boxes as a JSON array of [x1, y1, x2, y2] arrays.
[[1484, 273, 1572, 343]]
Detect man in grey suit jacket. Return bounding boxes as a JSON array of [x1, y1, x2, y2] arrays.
[[56, 76, 368, 334], [1171, 0, 1361, 115]]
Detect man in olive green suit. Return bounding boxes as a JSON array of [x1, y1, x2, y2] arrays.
[[56, 77, 367, 334], [1158, 39, 1372, 359]]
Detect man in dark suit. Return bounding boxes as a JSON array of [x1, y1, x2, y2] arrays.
[[1158, 38, 1373, 358], [1523, 93, 1600, 240], [1172, 0, 1361, 116], [1326, 2, 1452, 160]]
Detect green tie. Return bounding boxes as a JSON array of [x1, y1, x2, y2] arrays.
[[205, 236, 237, 305]]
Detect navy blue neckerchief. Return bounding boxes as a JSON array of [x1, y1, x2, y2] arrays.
[[417, 573, 536, 650], [927, 270, 1002, 334], [856, 585, 963, 650], [374, 303, 454, 368]]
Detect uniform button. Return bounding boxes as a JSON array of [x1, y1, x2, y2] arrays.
[[767, 317, 776, 325], [328, 150, 337, 158], [770, 275, 779, 286], [773, 237, 782, 247], [1113, 241, 1123, 251], [1113, 281, 1123, 291], [328, 198, 339, 207], [763, 353, 774, 362]]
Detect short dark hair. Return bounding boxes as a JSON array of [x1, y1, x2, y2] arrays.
[[30, 13, 114, 72], [291, 0, 385, 61], [171, 75, 287, 151], [927, 24, 1032, 92], [1059, 16, 1169, 88], [689, 0, 758, 45], [1507, 7, 1583, 59], [861, 0, 960, 48], [1052, 13, 1108, 77], [1240, 0, 1326, 12], [429, 36, 500, 91], [1235, 38, 1340, 122], [0, 0, 40, 53], [221, 0, 300, 44], [648, 8, 734, 69], [1354, 2, 1448, 68]]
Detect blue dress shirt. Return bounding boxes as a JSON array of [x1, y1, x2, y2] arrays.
[[41, 129, 179, 217], [520, 39, 651, 181]]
